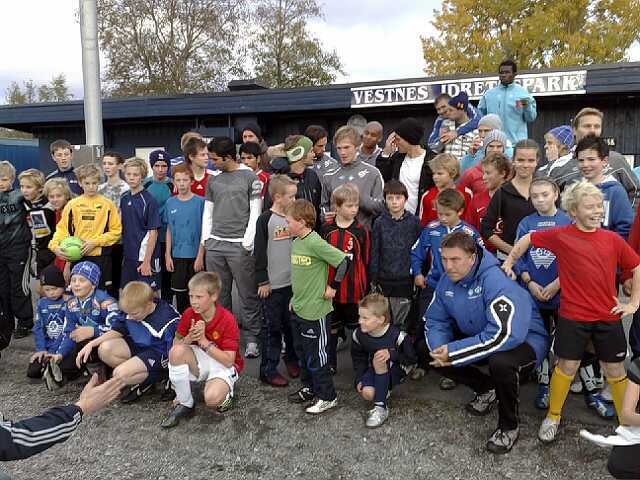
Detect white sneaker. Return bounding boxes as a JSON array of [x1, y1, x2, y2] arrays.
[[538, 417, 560, 443], [365, 406, 389, 428], [244, 342, 260, 358], [305, 398, 338, 414]]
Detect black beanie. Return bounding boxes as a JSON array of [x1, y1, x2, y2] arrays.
[[242, 122, 262, 141], [40, 265, 66, 288], [394, 118, 424, 146]]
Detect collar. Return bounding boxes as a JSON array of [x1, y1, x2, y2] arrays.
[[368, 324, 390, 338]]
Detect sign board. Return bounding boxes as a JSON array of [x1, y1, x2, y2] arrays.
[[350, 70, 587, 109]]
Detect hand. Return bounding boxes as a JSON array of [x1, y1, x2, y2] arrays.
[[70, 326, 95, 343], [356, 382, 363, 393], [257, 284, 272, 299], [439, 130, 458, 144], [414, 275, 426, 289], [383, 132, 397, 156], [137, 260, 152, 277], [75, 374, 125, 415], [623, 279, 633, 297], [76, 341, 96, 368], [50, 354, 63, 363], [373, 349, 390, 367], [323, 285, 336, 300], [55, 247, 72, 262], [540, 281, 560, 302], [63, 262, 71, 283], [429, 345, 451, 367], [30, 351, 49, 363], [527, 281, 546, 302], [165, 255, 174, 273], [80, 240, 96, 256], [610, 296, 639, 317], [501, 261, 516, 280], [194, 254, 204, 273], [190, 320, 206, 342]]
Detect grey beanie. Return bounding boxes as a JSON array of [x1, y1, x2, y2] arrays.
[[483, 129, 509, 149], [478, 114, 503, 131]]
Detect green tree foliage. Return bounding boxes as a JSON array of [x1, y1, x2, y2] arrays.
[[249, 0, 344, 88], [422, 0, 640, 75], [5, 75, 73, 105]]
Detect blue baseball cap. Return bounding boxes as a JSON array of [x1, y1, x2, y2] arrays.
[[71, 261, 101, 287]]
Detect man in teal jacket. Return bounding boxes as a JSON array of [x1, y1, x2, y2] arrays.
[[478, 60, 537, 145]]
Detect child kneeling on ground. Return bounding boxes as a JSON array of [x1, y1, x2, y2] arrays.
[[161, 272, 244, 429], [76, 281, 179, 403], [351, 293, 416, 428]]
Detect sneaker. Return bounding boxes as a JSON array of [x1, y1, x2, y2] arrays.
[[13, 327, 31, 339], [579, 365, 599, 392], [486, 427, 519, 454], [260, 372, 288, 387], [535, 384, 550, 410], [465, 390, 497, 416], [410, 367, 426, 381], [244, 342, 260, 358], [285, 360, 300, 378], [160, 379, 176, 401], [439, 377, 457, 390], [365, 406, 389, 428], [538, 417, 560, 443], [584, 391, 615, 418], [570, 377, 583, 394], [216, 394, 234, 413], [288, 386, 314, 404], [160, 403, 194, 429], [120, 383, 154, 404], [49, 360, 63, 384], [600, 383, 613, 403], [43, 363, 63, 391], [306, 398, 338, 414]]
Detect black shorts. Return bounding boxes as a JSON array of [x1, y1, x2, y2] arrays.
[[554, 317, 627, 363], [121, 258, 161, 291], [123, 337, 167, 383], [330, 302, 359, 330], [171, 258, 195, 292]]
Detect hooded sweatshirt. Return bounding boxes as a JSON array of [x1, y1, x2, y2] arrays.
[[597, 175, 633, 239]]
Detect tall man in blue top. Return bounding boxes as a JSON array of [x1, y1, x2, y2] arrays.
[[426, 231, 548, 454], [478, 60, 537, 145]]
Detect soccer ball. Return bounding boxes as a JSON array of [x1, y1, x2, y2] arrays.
[[59, 236, 84, 262]]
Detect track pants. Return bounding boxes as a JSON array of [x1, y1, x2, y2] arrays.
[[0, 250, 33, 337]]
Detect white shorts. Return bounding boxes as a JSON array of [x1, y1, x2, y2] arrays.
[[189, 345, 238, 395]]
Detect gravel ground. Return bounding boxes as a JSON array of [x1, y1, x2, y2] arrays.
[[1, 335, 616, 480]]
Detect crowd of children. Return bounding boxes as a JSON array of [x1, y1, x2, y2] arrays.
[[3, 99, 640, 472]]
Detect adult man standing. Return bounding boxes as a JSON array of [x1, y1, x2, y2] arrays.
[[426, 231, 549, 454], [357, 121, 384, 165], [478, 60, 537, 145], [305, 125, 340, 177]]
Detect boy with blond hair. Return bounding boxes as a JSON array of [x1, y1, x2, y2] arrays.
[[161, 272, 243, 428], [45, 139, 82, 195], [0, 161, 33, 342], [76, 281, 179, 403], [502, 180, 640, 443], [49, 163, 122, 291], [419, 153, 471, 226]]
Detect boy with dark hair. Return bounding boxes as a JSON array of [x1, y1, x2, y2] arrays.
[[203, 136, 263, 358], [320, 183, 370, 374], [240, 141, 270, 198], [45, 139, 82, 196], [305, 124, 339, 176], [183, 136, 216, 196], [370, 179, 421, 331], [286, 199, 349, 414]]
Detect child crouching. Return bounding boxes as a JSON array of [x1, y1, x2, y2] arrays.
[[351, 293, 417, 428]]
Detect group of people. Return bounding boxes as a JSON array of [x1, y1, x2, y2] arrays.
[[1, 59, 640, 478]]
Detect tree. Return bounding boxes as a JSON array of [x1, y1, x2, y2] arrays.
[[248, 0, 344, 88], [4, 75, 73, 105], [96, 0, 250, 97], [421, 0, 640, 75]]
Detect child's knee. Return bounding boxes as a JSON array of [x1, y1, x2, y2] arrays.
[[557, 358, 580, 377], [169, 344, 189, 364], [361, 387, 375, 402], [204, 385, 229, 407], [602, 361, 626, 379]]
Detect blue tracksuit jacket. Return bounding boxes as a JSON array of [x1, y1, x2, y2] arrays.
[[33, 297, 66, 353]]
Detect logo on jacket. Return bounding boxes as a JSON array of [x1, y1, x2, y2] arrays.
[[358, 170, 369, 178], [530, 248, 556, 269], [468, 286, 482, 299]]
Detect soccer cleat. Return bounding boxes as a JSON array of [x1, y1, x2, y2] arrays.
[[439, 377, 457, 390], [535, 384, 550, 410], [579, 365, 599, 392], [288, 386, 315, 404], [120, 382, 154, 404], [160, 403, 194, 429], [584, 391, 615, 418], [49, 360, 63, 384], [244, 342, 260, 358], [216, 394, 234, 413], [365, 406, 389, 428], [43, 363, 63, 391], [466, 390, 497, 416], [538, 417, 560, 443], [305, 398, 338, 414], [486, 427, 519, 454]]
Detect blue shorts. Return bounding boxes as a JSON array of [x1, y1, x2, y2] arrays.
[[357, 364, 406, 390], [124, 337, 167, 383], [121, 258, 161, 291]]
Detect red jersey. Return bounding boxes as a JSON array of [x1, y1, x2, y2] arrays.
[[531, 224, 640, 322], [256, 170, 270, 198], [190, 171, 216, 197], [459, 163, 487, 197], [463, 190, 498, 253], [419, 185, 472, 227], [320, 218, 370, 304], [175, 305, 244, 373]]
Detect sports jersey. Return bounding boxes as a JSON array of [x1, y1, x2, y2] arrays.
[[175, 305, 244, 373], [463, 189, 499, 253], [48, 194, 122, 257], [290, 230, 347, 321], [190, 170, 217, 197], [33, 296, 66, 353], [46, 167, 82, 196], [110, 299, 179, 356], [514, 210, 572, 310], [531, 224, 640, 321], [164, 195, 204, 259], [24, 196, 56, 268], [120, 189, 162, 262], [56, 289, 119, 357], [320, 218, 370, 304], [256, 169, 270, 198], [143, 177, 174, 242], [419, 184, 472, 227], [411, 220, 483, 288], [254, 210, 292, 289]]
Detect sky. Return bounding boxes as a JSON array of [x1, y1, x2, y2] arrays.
[[0, 0, 638, 103]]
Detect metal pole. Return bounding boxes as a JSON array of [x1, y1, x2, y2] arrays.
[[79, 0, 104, 154]]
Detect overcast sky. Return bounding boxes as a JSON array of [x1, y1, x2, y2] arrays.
[[0, 0, 637, 103]]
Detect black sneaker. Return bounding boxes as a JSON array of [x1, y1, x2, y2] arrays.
[[120, 383, 154, 404], [465, 389, 497, 416], [13, 327, 31, 339], [160, 379, 176, 401], [160, 403, 195, 429], [288, 386, 314, 404]]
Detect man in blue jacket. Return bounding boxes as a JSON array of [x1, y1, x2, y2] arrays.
[[478, 60, 537, 144], [426, 231, 549, 454]]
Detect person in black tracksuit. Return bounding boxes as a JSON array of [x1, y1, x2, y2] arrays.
[[23, 193, 57, 276], [0, 163, 34, 347]]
